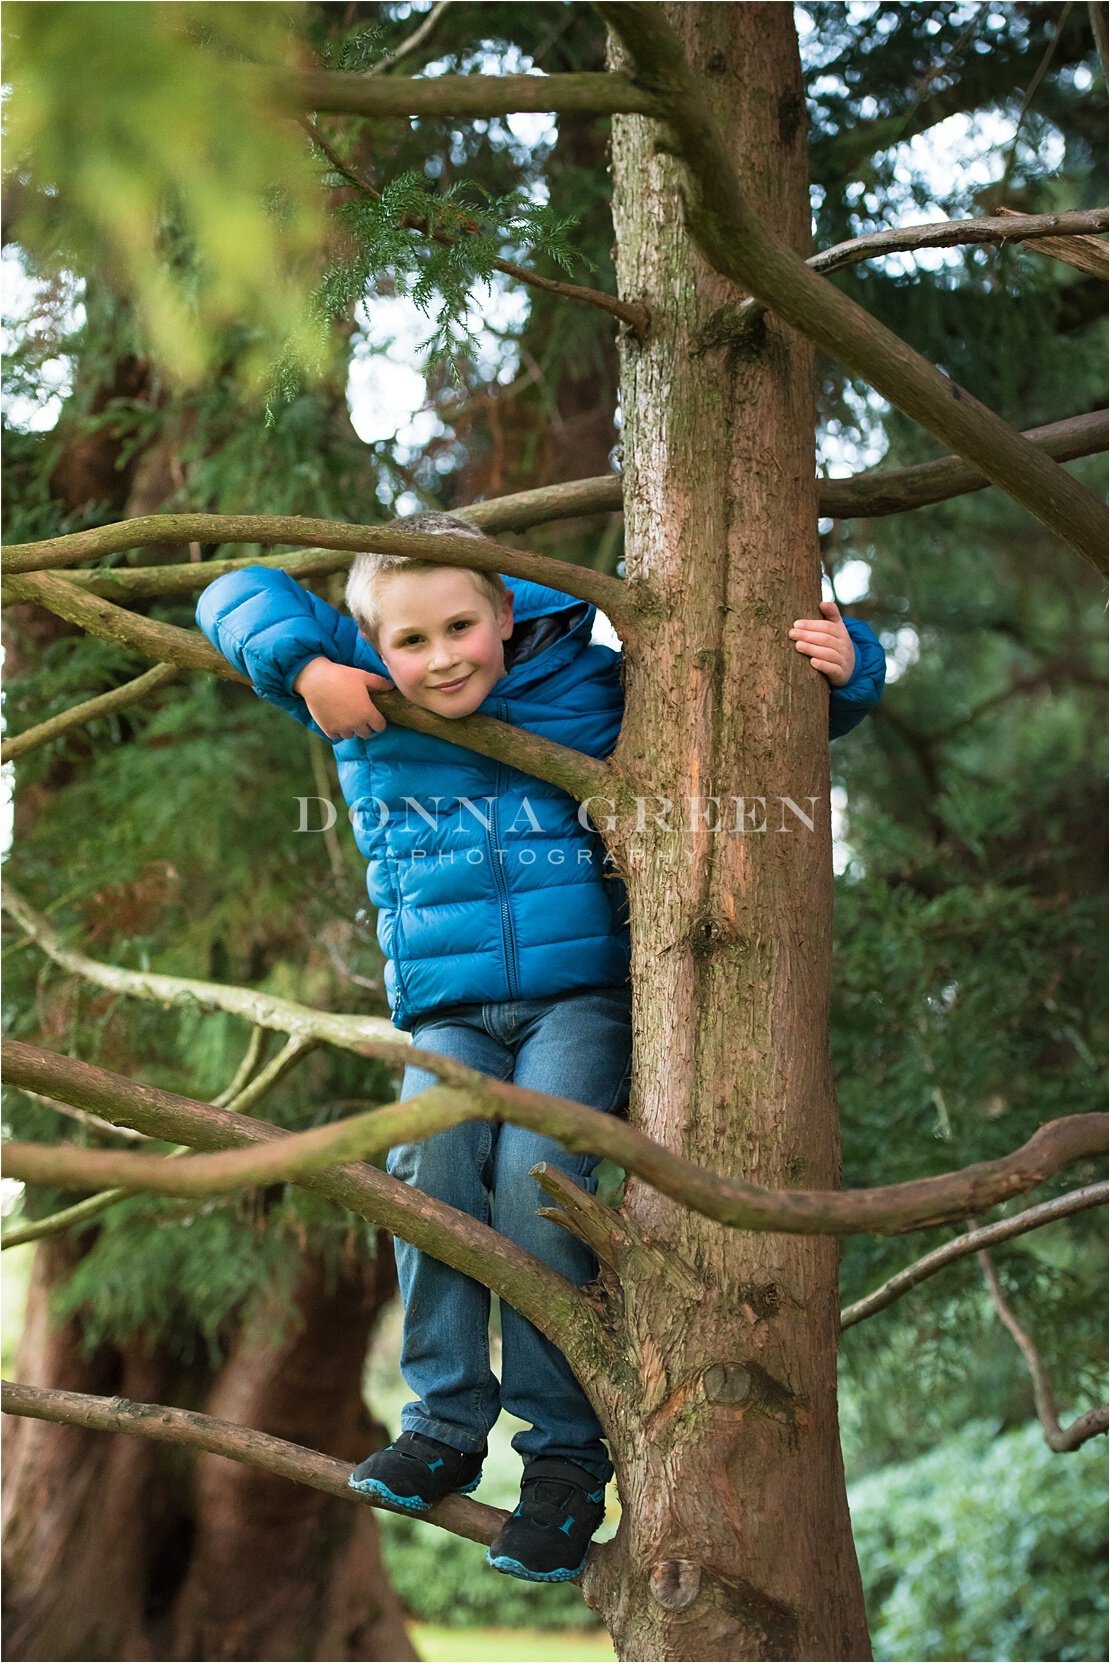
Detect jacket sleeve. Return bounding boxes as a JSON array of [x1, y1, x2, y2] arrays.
[[828, 617, 886, 741], [195, 566, 387, 736]]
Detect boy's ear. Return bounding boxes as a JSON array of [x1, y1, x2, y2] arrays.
[[498, 589, 514, 640]]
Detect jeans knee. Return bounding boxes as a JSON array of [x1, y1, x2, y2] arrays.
[[387, 1127, 491, 1208]]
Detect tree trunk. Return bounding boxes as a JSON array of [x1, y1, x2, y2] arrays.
[[2, 1241, 414, 1662], [587, 7, 872, 1657]]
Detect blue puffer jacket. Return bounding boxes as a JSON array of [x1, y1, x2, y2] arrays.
[[197, 568, 885, 1029]]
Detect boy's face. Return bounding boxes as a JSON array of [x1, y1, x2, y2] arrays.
[[374, 567, 514, 718]]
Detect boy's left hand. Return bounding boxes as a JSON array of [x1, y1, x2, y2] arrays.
[[788, 601, 857, 688]]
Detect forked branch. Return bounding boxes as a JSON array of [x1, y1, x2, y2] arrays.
[[1, 1041, 603, 1372], [840, 1182, 1109, 1328], [5, 1040, 1106, 1240], [599, 3, 1107, 571]]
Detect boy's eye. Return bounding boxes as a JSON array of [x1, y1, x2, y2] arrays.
[[450, 620, 473, 633]]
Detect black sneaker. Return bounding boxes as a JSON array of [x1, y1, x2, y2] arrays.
[[348, 1431, 484, 1514], [487, 1458, 607, 1583]]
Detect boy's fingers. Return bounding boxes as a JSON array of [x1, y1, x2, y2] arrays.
[[362, 672, 394, 690], [818, 599, 842, 619]]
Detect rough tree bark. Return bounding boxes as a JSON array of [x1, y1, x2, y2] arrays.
[[585, 7, 871, 1657], [1, 1239, 412, 1663]]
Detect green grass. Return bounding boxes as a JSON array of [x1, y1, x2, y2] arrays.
[[411, 1623, 616, 1662]]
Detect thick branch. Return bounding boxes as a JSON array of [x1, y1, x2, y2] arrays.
[[820, 409, 1110, 520], [2, 518, 630, 618], [601, 4, 1108, 572], [6, 1039, 1106, 1239], [3, 572, 246, 679], [369, 692, 613, 803], [280, 67, 663, 119], [0, 1382, 508, 1550], [1, 1034, 314, 1251], [977, 1244, 1109, 1451], [9, 408, 1104, 616], [0, 585, 615, 803], [0, 663, 180, 765], [0, 1042, 602, 1369], [840, 1182, 1109, 1329]]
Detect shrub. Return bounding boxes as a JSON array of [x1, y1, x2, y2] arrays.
[[849, 1419, 1109, 1661]]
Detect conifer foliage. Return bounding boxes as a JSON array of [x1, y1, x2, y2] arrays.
[[2, 5, 1106, 1660]]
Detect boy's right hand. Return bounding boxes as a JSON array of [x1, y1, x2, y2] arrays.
[[293, 657, 393, 739]]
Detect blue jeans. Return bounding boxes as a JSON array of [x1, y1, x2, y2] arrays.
[[388, 985, 632, 1483]]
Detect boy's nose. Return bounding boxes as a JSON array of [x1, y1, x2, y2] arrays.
[[427, 640, 458, 671]]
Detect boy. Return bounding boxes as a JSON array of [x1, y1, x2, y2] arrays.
[[196, 514, 885, 1582]]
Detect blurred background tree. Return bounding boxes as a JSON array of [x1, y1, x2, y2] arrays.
[[2, 3, 1105, 1659]]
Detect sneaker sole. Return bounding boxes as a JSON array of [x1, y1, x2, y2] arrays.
[[487, 1550, 588, 1583], [347, 1473, 482, 1513]]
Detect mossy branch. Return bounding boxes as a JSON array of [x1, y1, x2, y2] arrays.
[[2, 516, 633, 627], [0, 587, 618, 801], [2, 884, 400, 1054], [0, 1381, 514, 1552], [599, 2, 1108, 572], [1, 1041, 604, 1372], [5, 1040, 1106, 1240], [0, 663, 181, 765], [1, 1034, 315, 1251]]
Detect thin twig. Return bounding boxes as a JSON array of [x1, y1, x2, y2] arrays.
[[366, 0, 452, 77], [840, 1182, 1108, 1329], [0, 663, 181, 765], [976, 1235, 1108, 1451], [301, 114, 648, 333]]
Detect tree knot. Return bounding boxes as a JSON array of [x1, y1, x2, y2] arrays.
[[650, 1558, 702, 1611]]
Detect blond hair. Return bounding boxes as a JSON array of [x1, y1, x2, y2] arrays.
[[345, 513, 507, 640]]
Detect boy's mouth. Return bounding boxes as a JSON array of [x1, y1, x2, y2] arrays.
[[429, 672, 472, 693]]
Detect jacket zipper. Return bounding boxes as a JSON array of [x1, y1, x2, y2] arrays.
[[490, 701, 520, 999]]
